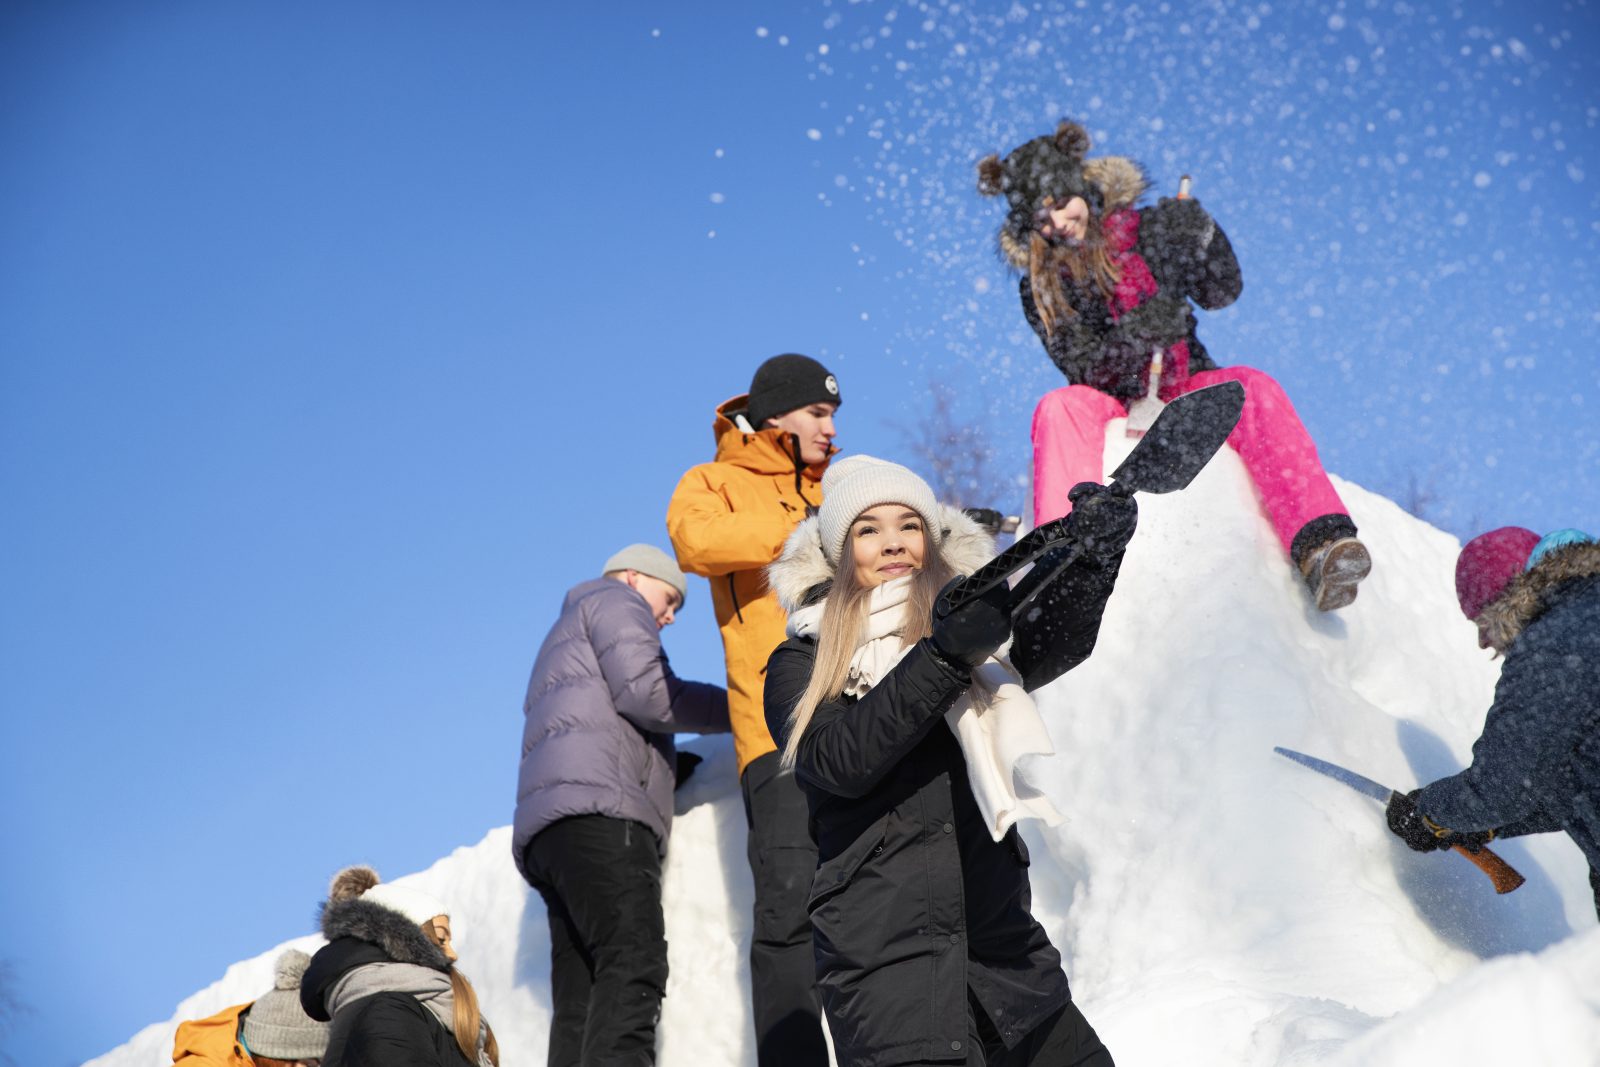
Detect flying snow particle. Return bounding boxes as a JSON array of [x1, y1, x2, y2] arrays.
[[1328, 14, 1345, 30], [707, 230, 716, 238], [819, 43, 829, 55], [974, 277, 991, 294], [1308, 305, 1325, 318], [714, 148, 725, 158], [756, 26, 769, 38], [807, 129, 823, 141], [1568, 163, 1586, 183], [651, 28, 661, 38], [1451, 211, 1469, 226], [710, 192, 726, 204], [860, 312, 870, 321], [834, 175, 848, 187], [779, 36, 789, 46], [1474, 172, 1491, 188]]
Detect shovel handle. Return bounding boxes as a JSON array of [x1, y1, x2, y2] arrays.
[[1452, 843, 1525, 894]]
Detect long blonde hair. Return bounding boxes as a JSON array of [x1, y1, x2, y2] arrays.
[[450, 966, 499, 1066], [1026, 210, 1121, 340], [779, 538, 957, 768]]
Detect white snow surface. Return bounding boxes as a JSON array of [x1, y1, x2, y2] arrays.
[[91, 434, 1600, 1066]]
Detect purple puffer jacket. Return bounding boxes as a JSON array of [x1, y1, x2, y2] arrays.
[[513, 578, 729, 874]]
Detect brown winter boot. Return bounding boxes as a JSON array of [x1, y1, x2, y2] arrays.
[[1300, 537, 1372, 611]]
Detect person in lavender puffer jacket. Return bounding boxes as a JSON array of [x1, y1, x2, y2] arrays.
[[513, 543, 729, 1066]]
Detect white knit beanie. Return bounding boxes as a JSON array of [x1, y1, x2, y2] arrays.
[[817, 455, 942, 565]]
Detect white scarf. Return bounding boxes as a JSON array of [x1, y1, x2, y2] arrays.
[[789, 577, 1062, 840]]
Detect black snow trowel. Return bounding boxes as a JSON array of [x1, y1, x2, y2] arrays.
[[935, 379, 1245, 621]]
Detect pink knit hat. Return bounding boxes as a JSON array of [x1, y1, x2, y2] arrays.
[[1455, 527, 1540, 620]]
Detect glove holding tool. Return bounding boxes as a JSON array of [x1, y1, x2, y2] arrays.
[[1274, 746, 1525, 894], [936, 379, 1246, 624]]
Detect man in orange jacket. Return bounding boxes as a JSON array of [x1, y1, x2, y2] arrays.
[[667, 354, 840, 1066]]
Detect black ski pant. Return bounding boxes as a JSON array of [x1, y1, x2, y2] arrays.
[[741, 751, 828, 1066], [523, 814, 667, 1067], [1590, 865, 1600, 922], [963, 989, 1114, 1067]]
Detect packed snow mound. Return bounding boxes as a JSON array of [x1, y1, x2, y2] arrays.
[[90, 431, 1600, 1067]]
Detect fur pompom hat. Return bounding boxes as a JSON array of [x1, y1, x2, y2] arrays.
[[238, 949, 329, 1060], [816, 456, 942, 566], [328, 864, 450, 927], [977, 120, 1099, 252]]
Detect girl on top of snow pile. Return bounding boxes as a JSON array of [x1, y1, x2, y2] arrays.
[[977, 120, 1371, 611], [172, 948, 328, 1066], [762, 455, 1135, 1067], [300, 866, 498, 1067], [1387, 526, 1600, 919]]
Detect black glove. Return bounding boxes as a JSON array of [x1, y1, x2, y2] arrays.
[[1437, 827, 1497, 854], [962, 507, 1005, 535], [1385, 790, 1448, 853], [1115, 293, 1192, 350], [674, 751, 703, 789], [930, 577, 1013, 668], [1067, 482, 1138, 559]]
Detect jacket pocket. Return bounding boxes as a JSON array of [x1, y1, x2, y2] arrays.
[[807, 821, 887, 915]]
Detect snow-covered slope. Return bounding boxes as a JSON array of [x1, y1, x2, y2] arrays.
[[89, 431, 1600, 1067]]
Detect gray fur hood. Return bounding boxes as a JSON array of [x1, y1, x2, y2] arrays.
[[1479, 541, 1600, 650], [768, 505, 996, 616], [320, 897, 453, 973]]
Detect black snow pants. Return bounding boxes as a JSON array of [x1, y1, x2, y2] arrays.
[[741, 751, 829, 1066], [523, 814, 667, 1067], [963, 988, 1114, 1067]]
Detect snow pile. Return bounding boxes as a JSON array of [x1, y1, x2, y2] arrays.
[[89, 436, 1600, 1067]]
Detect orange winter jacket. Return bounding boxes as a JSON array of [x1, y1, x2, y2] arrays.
[[172, 1002, 253, 1066], [667, 395, 830, 773]]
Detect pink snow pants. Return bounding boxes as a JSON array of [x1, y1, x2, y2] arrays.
[[1031, 366, 1349, 556]]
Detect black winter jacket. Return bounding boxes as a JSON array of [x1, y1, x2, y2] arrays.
[[762, 547, 1123, 1067], [1416, 544, 1600, 872], [1020, 195, 1243, 402]]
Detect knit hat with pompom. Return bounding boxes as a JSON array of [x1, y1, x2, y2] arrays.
[[328, 864, 451, 929], [239, 948, 329, 1060]]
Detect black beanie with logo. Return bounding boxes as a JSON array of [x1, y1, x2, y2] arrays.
[[746, 354, 842, 429]]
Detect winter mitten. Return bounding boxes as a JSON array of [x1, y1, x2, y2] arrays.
[[1437, 827, 1498, 854], [931, 577, 1013, 668], [1386, 789, 1448, 853], [1115, 293, 1192, 349], [674, 751, 703, 789], [1067, 482, 1139, 558]]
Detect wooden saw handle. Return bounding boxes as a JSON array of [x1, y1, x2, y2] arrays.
[[1452, 843, 1525, 894]]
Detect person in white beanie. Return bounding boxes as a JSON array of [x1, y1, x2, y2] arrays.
[[172, 948, 328, 1066], [512, 544, 729, 1066], [300, 866, 498, 1067], [763, 456, 1134, 1067]]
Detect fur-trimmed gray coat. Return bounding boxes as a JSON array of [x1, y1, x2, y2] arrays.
[[762, 507, 1126, 1066], [1417, 542, 1600, 872], [513, 578, 728, 874]]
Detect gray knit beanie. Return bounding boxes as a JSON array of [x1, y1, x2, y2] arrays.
[[817, 456, 942, 566], [603, 544, 689, 604], [239, 949, 329, 1060]]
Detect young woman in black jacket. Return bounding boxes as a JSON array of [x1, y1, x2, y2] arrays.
[[762, 455, 1133, 1067], [300, 866, 499, 1067]]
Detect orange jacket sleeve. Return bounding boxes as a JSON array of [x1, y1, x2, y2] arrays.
[[667, 466, 795, 577]]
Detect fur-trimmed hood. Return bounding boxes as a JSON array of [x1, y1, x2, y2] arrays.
[[768, 505, 996, 616], [1479, 541, 1600, 650], [319, 896, 453, 973]]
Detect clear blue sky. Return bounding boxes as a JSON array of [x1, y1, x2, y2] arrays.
[[1, 2, 1594, 1063]]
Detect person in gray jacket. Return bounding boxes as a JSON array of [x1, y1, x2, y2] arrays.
[[513, 543, 730, 1067]]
